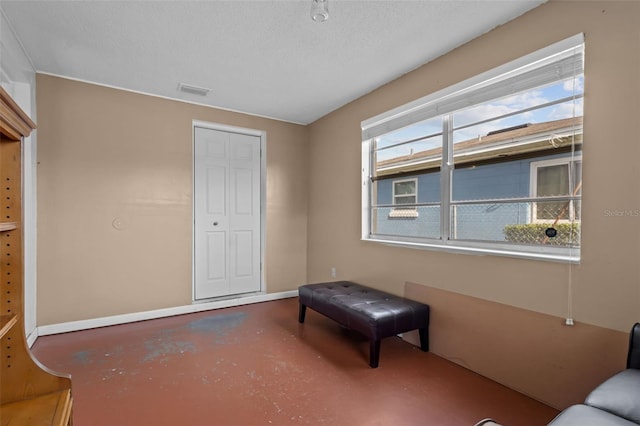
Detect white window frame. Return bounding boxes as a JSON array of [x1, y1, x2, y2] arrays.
[[361, 34, 584, 263], [389, 178, 419, 218], [530, 156, 582, 223], [392, 178, 417, 206]]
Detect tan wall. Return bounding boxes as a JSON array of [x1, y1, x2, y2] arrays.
[[306, 0, 640, 408], [404, 283, 628, 409], [36, 74, 309, 325]]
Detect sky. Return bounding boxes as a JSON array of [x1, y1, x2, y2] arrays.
[[375, 75, 584, 163]]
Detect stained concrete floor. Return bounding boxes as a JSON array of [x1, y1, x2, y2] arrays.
[[32, 297, 558, 425]]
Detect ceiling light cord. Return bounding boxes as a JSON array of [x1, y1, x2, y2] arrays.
[[311, 0, 329, 23]]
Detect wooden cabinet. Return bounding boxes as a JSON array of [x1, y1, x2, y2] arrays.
[[0, 87, 73, 425]]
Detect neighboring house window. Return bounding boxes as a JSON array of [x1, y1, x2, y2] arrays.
[[531, 157, 582, 222], [389, 179, 419, 218], [361, 34, 584, 262]]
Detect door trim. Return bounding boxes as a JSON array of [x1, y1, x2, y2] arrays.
[[191, 120, 266, 301]]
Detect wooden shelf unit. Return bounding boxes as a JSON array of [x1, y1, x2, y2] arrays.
[[0, 86, 73, 425], [0, 222, 17, 232], [1, 389, 72, 425], [0, 315, 17, 339]]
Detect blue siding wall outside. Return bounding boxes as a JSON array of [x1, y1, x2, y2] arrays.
[[374, 152, 571, 241]]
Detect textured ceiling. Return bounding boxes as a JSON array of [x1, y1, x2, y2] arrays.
[[0, 0, 545, 124]]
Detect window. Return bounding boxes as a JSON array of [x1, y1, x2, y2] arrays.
[[393, 179, 417, 206], [531, 157, 582, 222], [362, 34, 584, 262], [389, 178, 419, 218]]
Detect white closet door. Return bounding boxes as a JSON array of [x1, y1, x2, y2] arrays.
[[194, 127, 261, 300]]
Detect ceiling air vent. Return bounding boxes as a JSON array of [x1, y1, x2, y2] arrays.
[[177, 83, 211, 96]]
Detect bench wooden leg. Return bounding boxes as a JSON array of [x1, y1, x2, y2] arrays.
[[419, 327, 429, 352], [369, 339, 381, 368], [298, 304, 307, 323]]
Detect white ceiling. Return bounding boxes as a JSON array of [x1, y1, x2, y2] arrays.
[[0, 0, 545, 124]]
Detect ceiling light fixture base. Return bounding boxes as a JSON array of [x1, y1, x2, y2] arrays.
[[311, 0, 329, 23]]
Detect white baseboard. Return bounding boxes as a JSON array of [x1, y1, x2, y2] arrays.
[[26, 328, 39, 348], [37, 290, 299, 338]]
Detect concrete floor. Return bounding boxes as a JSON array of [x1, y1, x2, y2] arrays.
[[32, 297, 558, 425]]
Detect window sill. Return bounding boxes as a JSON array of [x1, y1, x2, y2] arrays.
[[363, 236, 580, 264]]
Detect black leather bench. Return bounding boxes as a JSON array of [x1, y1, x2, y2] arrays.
[[298, 281, 430, 368]]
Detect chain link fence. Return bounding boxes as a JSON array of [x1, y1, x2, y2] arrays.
[[372, 200, 581, 248]]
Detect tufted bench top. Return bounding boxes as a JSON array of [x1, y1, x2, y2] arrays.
[[298, 281, 429, 367]]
